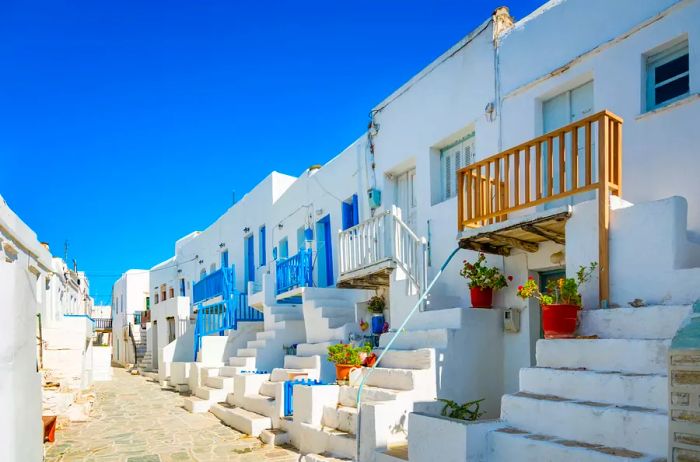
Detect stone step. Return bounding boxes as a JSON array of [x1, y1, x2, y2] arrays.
[[325, 430, 357, 459], [210, 403, 271, 437], [205, 375, 234, 391], [183, 396, 214, 413], [375, 348, 434, 370], [259, 381, 277, 398], [237, 348, 258, 357], [375, 443, 409, 462], [195, 385, 229, 402], [378, 328, 450, 350], [519, 367, 668, 411], [320, 305, 353, 318], [351, 367, 419, 391], [220, 366, 245, 377], [284, 355, 320, 370], [338, 385, 401, 408], [500, 392, 667, 456], [327, 316, 355, 329], [236, 393, 276, 417], [536, 339, 669, 374], [322, 405, 358, 435], [272, 320, 305, 331], [270, 368, 317, 382], [260, 428, 289, 446], [247, 339, 267, 349], [256, 330, 276, 341], [487, 427, 664, 462], [297, 342, 335, 357], [271, 311, 304, 322], [229, 356, 256, 368], [578, 305, 691, 339]]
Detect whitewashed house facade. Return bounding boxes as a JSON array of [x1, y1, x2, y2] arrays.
[[136, 0, 700, 460], [111, 269, 150, 367]]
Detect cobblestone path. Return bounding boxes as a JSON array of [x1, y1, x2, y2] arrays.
[[44, 368, 301, 462]]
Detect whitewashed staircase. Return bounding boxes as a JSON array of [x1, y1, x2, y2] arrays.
[[183, 304, 306, 414], [487, 304, 691, 462], [300, 348, 437, 461], [210, 355, 321, 437]]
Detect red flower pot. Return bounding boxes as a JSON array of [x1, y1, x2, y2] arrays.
[[541, 304, 580, 338], [470, 287, 493, 309], [335, 364, 361, 382]]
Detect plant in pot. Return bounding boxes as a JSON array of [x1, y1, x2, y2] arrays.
[[460, 253, 508, 308], [327, 342, 372, 382], [516, 262, 597, 339], [367, 295, 386, 335]]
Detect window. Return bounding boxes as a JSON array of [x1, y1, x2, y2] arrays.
[[200, 269, 207, 280], [209, 263, 216, 273], [220, 250, 229, 268], [154, 293, 159, 304], [341, 194, 360, 230], [279, 237, 289, 259], [146, 296, 150, 309], [259, 226, 266, 266], [297, 226, 305, 251], [440, 133, 475, 201], [646, 40, 689, 110], [169, 287, 174, 298], [179, 278, 186, 296], [161, 285, 167, 302]]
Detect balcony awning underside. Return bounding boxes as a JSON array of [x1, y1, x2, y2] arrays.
[[457, 206, 572, 256]]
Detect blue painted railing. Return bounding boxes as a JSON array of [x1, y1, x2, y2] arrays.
[[283, 379, 326, 416], [276, 249, 313, 295], [237, 293, 264, 322], [193, 265, 265, 361], [193, 267, 234, 304]]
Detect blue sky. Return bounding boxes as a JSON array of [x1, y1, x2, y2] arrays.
[[0, 0, 542, 304]]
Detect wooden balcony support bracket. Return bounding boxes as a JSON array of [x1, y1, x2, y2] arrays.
[[521, 224, 565, 245], [490, 233, 539, 253], [458, 239, 511, 257]]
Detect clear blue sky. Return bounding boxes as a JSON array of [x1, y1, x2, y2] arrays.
[[0, 0, 542, 304]]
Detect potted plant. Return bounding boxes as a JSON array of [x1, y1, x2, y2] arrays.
[[460, 253, 508, 308], [327, 343, 372, 382], [367, 295, 386, 335], [517, 263, 597, 338]]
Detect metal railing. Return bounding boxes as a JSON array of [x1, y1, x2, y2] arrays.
[[237, 293, 264, 322], [93, 318, 112, 330], [192, 267, 234, 304], [275, 249, 313, 295], [338, 206, 428, 293]]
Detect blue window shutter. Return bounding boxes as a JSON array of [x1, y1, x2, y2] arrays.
[[342, 201, 352, 230], [259, 226, 266, 266], [352, 194, 359, 227]]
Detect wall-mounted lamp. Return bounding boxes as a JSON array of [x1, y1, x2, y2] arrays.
[[177, 269, 182, 273], [219, 242, 226, 248], [243, 227, 250, 234], [277, 223, 284, 230], [198, 259, 204, 264]]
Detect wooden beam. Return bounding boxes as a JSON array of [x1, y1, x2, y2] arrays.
[[490, 233, 539, 253], [522, 224, 566, 245], [458, 239, 511, 256]]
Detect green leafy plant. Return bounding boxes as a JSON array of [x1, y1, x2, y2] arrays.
[[367, 295, 385, 314], [460, 253, 508, 290], [327, 343, 372, 366], [517, 262, 597, 306], [438, 398, 485, 421]]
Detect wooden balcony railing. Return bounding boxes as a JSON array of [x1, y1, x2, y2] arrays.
[[457, 110, 623, 304]]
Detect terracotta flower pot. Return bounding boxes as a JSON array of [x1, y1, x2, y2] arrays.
[[541, 304, 580, 338], [470, 287, 493, 308], [335, 364, 360, 382]]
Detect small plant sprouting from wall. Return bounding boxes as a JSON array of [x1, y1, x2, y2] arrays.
[[438, 398, 485, 421]]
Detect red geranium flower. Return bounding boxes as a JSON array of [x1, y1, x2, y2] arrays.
[[507, 275, 513, 281]]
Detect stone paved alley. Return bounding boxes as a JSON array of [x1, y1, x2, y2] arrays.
[[44, 368, 301, 462]]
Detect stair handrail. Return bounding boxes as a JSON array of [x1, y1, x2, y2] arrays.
[[389, 209, 429, 294], [354, 246, 462, 460]]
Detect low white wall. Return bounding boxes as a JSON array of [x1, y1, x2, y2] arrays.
[[0, 262, 43, 462]]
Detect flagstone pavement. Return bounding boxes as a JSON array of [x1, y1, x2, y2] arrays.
[[44, 368, 302, 462]]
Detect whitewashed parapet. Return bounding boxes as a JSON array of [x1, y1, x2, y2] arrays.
[[669, 300, 700, 461]]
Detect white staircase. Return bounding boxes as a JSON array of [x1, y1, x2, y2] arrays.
[[300, 348, 437, 461], [487, 304, 691, 461], [210, 355, 321, 437]]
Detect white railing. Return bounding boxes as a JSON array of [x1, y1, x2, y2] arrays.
[[338, 206, 428, 292]]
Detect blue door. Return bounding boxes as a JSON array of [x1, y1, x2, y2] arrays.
[[244, 235, 255, 287], [315, 215, 334, 287], [221, 250, 229, 268], [342, 194, 360, 230]]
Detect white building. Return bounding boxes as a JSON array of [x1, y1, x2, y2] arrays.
[[0, 194, 96, 461], [111, 270, 150, 366], [137, 0, 700, 460]]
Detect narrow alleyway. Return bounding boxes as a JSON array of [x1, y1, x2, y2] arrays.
[[44, 368, 301, 462]]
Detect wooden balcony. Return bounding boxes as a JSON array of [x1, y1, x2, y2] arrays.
[[457, 110, 623, 304]]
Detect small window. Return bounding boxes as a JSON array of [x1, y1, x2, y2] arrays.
[[297, 226, 305, 251], [279, 237, 289, 259], [179, 278, 186, 296], [646, 40, 689, 111], [259, 226, 266, 267], [440, 133, 475, 201], [169, 287, 174, 298], [154, 293, 159, 304]]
